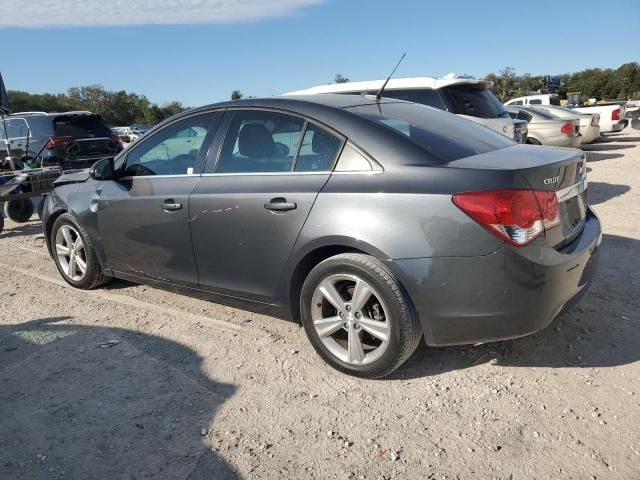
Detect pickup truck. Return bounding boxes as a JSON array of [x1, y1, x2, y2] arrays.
[[572, 102, 627, 133]]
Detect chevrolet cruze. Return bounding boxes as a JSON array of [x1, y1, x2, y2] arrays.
[[42, 95, 601, 378]]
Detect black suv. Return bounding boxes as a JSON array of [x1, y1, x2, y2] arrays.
[[1, 112, 123, 170]]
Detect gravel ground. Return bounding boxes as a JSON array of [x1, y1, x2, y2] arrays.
[[1, 128, 639, 480]]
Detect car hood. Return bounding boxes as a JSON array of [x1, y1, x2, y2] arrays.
[[52, 168, 90, 187]]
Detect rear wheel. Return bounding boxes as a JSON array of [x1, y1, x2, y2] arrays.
[[4, 199, 34, 223], [51, 213, 111, 289], [300, 253, 421, 378]]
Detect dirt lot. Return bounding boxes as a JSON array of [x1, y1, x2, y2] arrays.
[[1, 129, 639, 480]]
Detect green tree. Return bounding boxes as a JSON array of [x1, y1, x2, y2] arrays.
[[334, 74, 349, 84], [231, 90, 243, 100]]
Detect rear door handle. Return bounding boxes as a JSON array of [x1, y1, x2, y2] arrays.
[[161, 200, 182, 211], [264, 197, 297, 212]]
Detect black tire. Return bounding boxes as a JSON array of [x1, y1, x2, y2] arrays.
[[50, 213, 111, 289], [0, 214, 4, 235], [4, 199, 35, 223], [300, 253, 422, 379]]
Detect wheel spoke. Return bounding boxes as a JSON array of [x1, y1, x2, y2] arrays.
[[56, 244, 71, 256], [61, 226, 74, 247], [314, 316, 344, 338], [351, 278, 373, 313], [75, 255, 87, 274], [67, 255, 77, 278], [358, 316, 389, 342], [348, 328, 365, 364], [73, 236, 84, 251], [318, 280, 346, 312]]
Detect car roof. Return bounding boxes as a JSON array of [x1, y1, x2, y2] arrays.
[[284, 76, 493, 95]]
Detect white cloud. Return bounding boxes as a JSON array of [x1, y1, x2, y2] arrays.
[[0, 0, 325, 27]]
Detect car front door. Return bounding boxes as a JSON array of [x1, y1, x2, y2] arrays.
[[189, 109, 344, 302], [97, 111, 223, 287]]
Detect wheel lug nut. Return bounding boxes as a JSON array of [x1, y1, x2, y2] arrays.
[[346, 305, 351, 312]]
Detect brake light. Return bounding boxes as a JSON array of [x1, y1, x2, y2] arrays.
[[453, 189, 560, 246], [612, 108, 621, 121], [45, 137, 73, 150], [560, 122, 573, 135]]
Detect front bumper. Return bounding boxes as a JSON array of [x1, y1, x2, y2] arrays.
[[390, 208, 602, 346]]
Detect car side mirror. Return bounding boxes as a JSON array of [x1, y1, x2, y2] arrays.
[[89, 157, 115, 180]]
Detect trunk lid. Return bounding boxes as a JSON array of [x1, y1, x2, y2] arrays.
[[448, 144, 588, 247]]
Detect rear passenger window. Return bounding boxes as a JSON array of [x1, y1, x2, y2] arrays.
[[529, 99, 542, 105], [295, 124, 343, 172], [216, 111, 304, 173]]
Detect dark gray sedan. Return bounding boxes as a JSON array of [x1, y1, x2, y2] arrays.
[[42, 95, 601, 378]]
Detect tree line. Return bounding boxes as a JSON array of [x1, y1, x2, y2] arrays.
[[7, 85, 185, 126], [485, 62, 640, 103]]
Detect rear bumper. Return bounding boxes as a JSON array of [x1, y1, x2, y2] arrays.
[[390, 208, 602, 346], [581, 126, 600, 144]]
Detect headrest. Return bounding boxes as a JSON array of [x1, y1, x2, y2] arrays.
[[238, 123, 275, 158]]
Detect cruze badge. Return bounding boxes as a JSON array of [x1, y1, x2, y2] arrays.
[[544, 176, 560, 185]]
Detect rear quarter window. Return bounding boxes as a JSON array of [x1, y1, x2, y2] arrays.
[[348, 102, 514, 163], [53, 115, 112, 138]]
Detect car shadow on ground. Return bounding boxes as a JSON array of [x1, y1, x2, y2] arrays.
[[0, 317, 238, 479], [0, 220, 43, 239], [595, 134, 640, 143], [393, 233, 639, 380], [587, 182, 631, 205], [585, 152, 624, 162], [581, 143, 633, 152]]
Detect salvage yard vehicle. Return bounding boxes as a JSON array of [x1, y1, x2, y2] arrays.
[[572, 102, 627, 133], [504, 93, 561, 107], [505, 106, 582, 147], [286, 76, 517, 140], [534, 105, 601, 144], [1, 111, 123, 170], [42, 95, 601, 378]]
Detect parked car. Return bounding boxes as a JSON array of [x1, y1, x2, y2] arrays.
[[112, 126, 140, 142], [534, 105, 601, 144], [111, 129, 131, 144], [505, 106, 582, 147], [504, 93, 561, 106], [572, 102, 627, 133], [42, 95, 601, 378], [285, 76, 517, 140], [1, 112, 123, 170]]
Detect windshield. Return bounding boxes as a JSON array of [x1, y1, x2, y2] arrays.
[[440, 85, 509, 119], [347, 102, 514, 163]]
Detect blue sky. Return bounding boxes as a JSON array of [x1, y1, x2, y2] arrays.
[[0, 0, 638, 107]]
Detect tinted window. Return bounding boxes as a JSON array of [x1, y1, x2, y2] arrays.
[[550, 95, 561, 106], [295, 124, 343, 172], [372, 89, 446, 110], [348, 102, 514, 163], [440, 86, 508, 119], [6, 118, 29, 138], [529, 99, 542, 105], [216, 111, 305, 173], [53, 115, 112, 138], [516, 111, 533, 122], [125, 113, 214, 176], [510, 100, 523, 105]]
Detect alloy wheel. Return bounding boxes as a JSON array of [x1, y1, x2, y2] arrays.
[[55, 225, 88, 282], [311, 274, 390, 365]]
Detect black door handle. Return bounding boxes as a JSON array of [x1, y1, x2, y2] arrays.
[[264, 197, 297, 212], [161, 200, 182, 211]]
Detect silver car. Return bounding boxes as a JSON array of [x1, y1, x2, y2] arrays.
[[505, 106, 582, 148], [534, 105, 601, 144]]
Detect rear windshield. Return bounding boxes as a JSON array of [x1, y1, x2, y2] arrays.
[[439, 86, 509, 119], [53, 115, 112, 138], [347, 102, 514, 163]]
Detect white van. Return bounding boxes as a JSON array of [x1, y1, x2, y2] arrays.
[[504, 94, 561, 106], [285, 76, 516, 140]]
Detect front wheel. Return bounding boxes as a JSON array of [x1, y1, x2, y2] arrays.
[[300, 253, 421, 378], [51, 213, 111, 289]]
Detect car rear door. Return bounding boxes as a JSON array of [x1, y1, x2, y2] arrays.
[[189, 109, 344, 303], [97, 111, 223, 287]]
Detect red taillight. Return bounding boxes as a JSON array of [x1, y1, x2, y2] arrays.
[[453, 189, 560, 246], [560, 122, 573, 135], [45, 137, 73, 150], [612, 108, 621, 121]]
